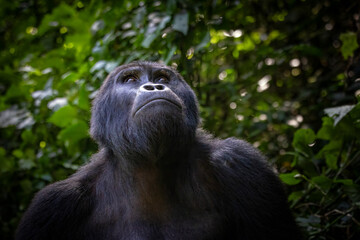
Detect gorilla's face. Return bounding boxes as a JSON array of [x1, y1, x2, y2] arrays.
[[90, 62, 199, 162]]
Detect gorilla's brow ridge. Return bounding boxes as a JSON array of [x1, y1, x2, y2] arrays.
[[153, 68, 173, 78], [114, 67, 174, 83], [114, 67, 142, 83]]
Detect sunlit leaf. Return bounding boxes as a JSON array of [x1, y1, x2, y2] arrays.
[[339, 32, 359, 59], [279, 171, 302, 185], [324, 105, 355, 126], [0, 107, 34, 129], [90, 60, 107, 73], [91, 20, 105, 35], [172, 12, 189, 35]]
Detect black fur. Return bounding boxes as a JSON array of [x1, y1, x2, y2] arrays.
[[16, 62, 302, 240]]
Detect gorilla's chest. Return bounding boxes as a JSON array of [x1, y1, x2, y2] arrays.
[[88, 183, 223, 239], [100, 210, 222, 240]]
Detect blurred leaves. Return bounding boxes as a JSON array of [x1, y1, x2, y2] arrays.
[[172, 11, 189, 35], [0, 0, 360, 239], [47, 105, 77, 128], [58, 121, 88, 146]]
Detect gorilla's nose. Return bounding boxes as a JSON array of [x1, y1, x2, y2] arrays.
[[140, 84, 166, 92]]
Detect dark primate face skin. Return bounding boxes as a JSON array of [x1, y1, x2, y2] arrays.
[[16, 62, 303, 240], [90, 62, 199, 167]]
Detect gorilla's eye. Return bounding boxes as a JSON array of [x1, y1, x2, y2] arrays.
[[156, 76, 169, 83], [123, 75, 138, 83]]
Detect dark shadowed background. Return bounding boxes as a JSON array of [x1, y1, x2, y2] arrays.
[[0, 0, 360, 239]]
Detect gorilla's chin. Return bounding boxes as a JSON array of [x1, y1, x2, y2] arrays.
[[128, 111, 192, 161], [133, 98, 182, 117]]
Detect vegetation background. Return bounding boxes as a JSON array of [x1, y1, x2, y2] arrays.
[[1, 0, 360, 239]]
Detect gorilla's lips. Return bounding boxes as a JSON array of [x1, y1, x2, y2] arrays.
[[133, 97, 182, 116]]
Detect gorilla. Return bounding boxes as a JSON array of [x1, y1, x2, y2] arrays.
[[16, 62, 302, 240]]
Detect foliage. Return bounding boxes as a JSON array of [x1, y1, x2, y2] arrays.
[[0, 0, 359, 239], [281, 104, 360, 239]]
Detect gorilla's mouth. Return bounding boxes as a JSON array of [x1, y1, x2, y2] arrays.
[[134, 98, 182, 116]]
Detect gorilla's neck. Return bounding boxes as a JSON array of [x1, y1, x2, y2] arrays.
[[115, 117, 196, 167], [99, 132, 213, 220], [113, 132, 195, 172]]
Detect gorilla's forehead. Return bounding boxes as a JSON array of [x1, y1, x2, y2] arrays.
[[112, 61, 176, 77]]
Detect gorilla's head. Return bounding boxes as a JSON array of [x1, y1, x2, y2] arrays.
[[90, 62, 199, 163]]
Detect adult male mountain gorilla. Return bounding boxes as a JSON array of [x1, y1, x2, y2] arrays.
[[16, 62, 302, 240]]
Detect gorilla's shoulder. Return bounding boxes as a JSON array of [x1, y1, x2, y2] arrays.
[[202, 135, 280, 198], [28, 156, 106, 214], [207, 135, 264, 163], [199, 134, 272, 178], [30, 174, 92, 212]]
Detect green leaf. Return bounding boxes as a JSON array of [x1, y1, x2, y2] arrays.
[[316, 138, 342, 170], [297, 155, 318, 177], [288, 191, 303, 202], [324, 105, 355, 126], [311, 176, 332, 193], [279, 171, 302, 185], [166, 0, 176, 12], [78, 84, 90, 111], [296, 215, 321, 227], [172, 12, 189, 35], [12, 149, 23, 158], [105, 61, 119, 73], [0, 147, 6, 160], [18, 159, 35, 170], [21, 129, 34, 143], [325, 153, 338, 170], [38, 3, 76, 35], [141, 33, 158, 48], [66, 33, 92, 61], [334, 179, 353, 186], [292, 129, 316, 156], [339, 32, 359, 59], [48, 105, 77, 128], [292, 44, 323, 57], [343, 184, 360, 202], [20, 179, 33, 193], [0, 147, 13, 173], [317, 117, 335, 140], [90, 60, 107, 73], [142, 16, 171, 48], [195, 32, 211, 52], [5, 84, 26, 99], [58, 120, 89, 143], [163, 45, 177, 64]]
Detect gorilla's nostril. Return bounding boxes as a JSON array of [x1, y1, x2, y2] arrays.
[[155, 84, 164, 90], [142, 84, 166, 91], [143, 85, 155, 91]]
